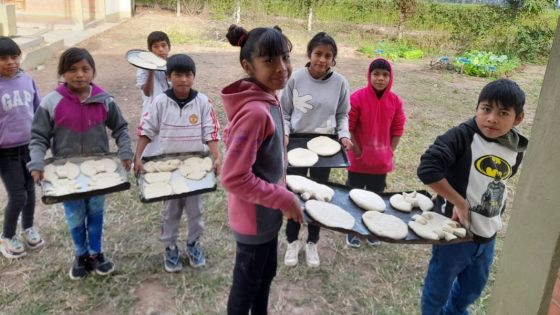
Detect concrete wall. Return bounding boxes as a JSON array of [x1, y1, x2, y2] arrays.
[[489, 18, 560, 315], [16, 0, 131, 21], [0, 4, 17, 36]]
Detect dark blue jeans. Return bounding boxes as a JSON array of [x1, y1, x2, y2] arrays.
[[0, 145, 35, 239], [227, 237, 278, 315], [63, 195, 105, 256], [421, 239, 495, 315]]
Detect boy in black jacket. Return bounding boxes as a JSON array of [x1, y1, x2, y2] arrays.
[[417, 79, 528, 315]]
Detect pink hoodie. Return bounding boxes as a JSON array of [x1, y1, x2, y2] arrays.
[[347, 58, 406, 174], [220, 79, 296, 245]]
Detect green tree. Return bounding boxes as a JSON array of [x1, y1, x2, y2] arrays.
[[394, 0, 418, 40]]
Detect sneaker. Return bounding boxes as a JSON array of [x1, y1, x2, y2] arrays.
[[346, 234, 361, 248], [305, 242, 320, 268], [366, 239, 381, 247], [22, 227, 45, 250], [186, 240, 206, 268], [0, 236, 27, 259], [69, 254, 89, 280], [89, 253, 115, 275], [284, 241, 300, 266], [164, 245, 182, 273]]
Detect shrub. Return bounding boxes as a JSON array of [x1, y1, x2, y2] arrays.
[[453, 51, 520, 77]]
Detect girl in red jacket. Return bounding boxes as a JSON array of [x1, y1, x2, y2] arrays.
[[220, 24, 303, 315], [346, 58, 406, 247]]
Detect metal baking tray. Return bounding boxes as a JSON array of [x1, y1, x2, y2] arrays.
[[40, 153, 131, 205], [125, 49, 166, 71], [287, 133, 349, 169], [296, 182, 472, 244], [138, 153, 217, 203]]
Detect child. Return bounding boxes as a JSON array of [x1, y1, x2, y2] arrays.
[[221, 24, 303, 314], [345, 57, 406, 247], [280, 32, 352, 267], [0, 36, 43, 259], [134, 54, 221, 272], [28, 48, 133, 280], [136, 31, 171, 157], [417, 79, 527, 314]]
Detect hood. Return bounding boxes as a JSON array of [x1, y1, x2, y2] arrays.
[[56, 82, 111, 105], [0, 69, 24, 81], [220, 79, 279, 120], [466, 117, 528, 152], [367, 57, 394, 100]]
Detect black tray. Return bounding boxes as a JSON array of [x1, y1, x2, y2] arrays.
[[297, 182, 472, 244], [287, 133, 349, 169], [125, 49, 166, 71], [40, 153, 131, 205], [138, 153, 217, 203]]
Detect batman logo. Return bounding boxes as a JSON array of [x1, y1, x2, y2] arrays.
[[474, 155, 512, 179]]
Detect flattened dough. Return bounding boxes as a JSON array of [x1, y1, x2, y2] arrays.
[[144, 172, 171, 184], [144, 182, 173, 199], [138, 51, 166, 67], [171, 179, 190, 194], [390, 191, 434, 212], [56, 162, 80, 179], [307, 136, 341, 156], [89, 172, 123, 189], [99, 158, 118, 173], [349, 189, 386, 212], [286, 175, 334, 202], [408, 211, 467, 241], [287, 148, 318, 167], [201, 157, 213, 172], [186, 169, 207, 180], [362, 211, 408, 240], [43, 164, 58, 182], [305, 200, 355, 230], [80, 160, 98, 177], [128, 55, 157, 70]]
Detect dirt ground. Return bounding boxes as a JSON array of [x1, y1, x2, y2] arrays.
[[0, 8, 546, 315]]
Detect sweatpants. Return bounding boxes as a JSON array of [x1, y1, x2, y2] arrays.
[[160, 194, 204, 247], [0, 145, 35, 239]]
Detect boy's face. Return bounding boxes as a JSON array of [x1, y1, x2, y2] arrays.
[[475, 100, 524, 139], [0, 54, 21, 77], [169, 71, 194, 97], [150, 40, 170, 59], [370, 69, 390, 92]]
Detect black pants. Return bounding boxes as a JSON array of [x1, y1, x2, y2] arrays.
[[346, 171, 387, 193], [0, 145, 35, 239], [227, 237, 278, 315], [285, 167, 330, 244]]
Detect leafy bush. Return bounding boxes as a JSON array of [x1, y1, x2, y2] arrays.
[[359, 41, 424, 60], [453, 51, 519, 77]]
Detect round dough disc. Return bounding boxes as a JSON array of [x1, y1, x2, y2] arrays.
[[143, 161, 157, 173], [201, 157, 213, 172], [171, 178, 190, 194], [144, 182, 173, 199], [186, 169, 207, 181], [43, 164, 58, 182], [287, 148, 319, 167], [305, 200, 355, 230], [99, 158, 118, 173], [80, 160, 98, 177], [349, 189, 386, 212], [58, 162, 80, 179], [362, 211, 408, 240], [128, 55, 157, 70], [144, 172, 172, 184], [307, 136, 341, 156], [138, 51, 166, 67]]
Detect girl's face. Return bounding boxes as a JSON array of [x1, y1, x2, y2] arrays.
[[243, 52, 292, 95], [0, 54, 21, 78], [62, 59, 94, 93], [308, 44, 334, 79]]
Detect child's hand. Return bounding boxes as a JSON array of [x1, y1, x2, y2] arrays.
[[121, 159, 132, 171], [31, 170, 43, 183], [452, 199, 470, 227], [133, 158, 144, 176], [213, 158, 222, 176], [282, 195, 304, 223], [340, 137, 353, 151]]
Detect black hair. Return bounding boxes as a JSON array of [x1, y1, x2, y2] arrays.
[[0, 36, 22, 56], [226, 24, 292, 65], [369, 59, 391, 73], [147, 31, 170, 50], [57, 47, 96, 76], [166, 54, 196, 76], [477, 79, 525, 116], [307, 32, 337, 66]]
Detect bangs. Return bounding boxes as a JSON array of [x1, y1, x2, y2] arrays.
[[253, 29, 292, 58], [0, 37, 21, 56]]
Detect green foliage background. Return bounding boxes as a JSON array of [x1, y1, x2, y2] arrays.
[[136, 0, 559, 63]]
